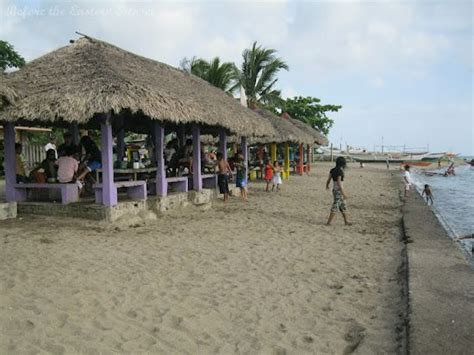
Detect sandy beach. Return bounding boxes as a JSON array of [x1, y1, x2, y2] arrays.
[[0, 163, 405, 354]]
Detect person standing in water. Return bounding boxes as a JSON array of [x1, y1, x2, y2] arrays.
[[326, 157, 351, 225], [422, 184, 434, 205]]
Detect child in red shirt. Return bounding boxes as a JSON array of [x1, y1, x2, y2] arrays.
[[264, 159, 273, 192]]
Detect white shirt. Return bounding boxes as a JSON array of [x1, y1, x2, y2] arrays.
[[403, 171, 411, 184]]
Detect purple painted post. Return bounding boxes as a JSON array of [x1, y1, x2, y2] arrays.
[[241, 136, 248, 179], [153, 122, 167, 197], [4, 122, 24, 202], [70, 122, 80, 145], [192, 124, 202, 191], [219, 128, 227, 160], [101, 119, 118, 206]]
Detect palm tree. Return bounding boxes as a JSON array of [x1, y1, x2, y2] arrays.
[[179, 56, 239, 94], [237, 41, 289, 108]]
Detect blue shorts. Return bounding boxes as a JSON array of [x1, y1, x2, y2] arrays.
[[236, 178, 247, 188], [87, 160, 102, 172]]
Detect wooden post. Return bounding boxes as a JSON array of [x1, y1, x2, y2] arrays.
[[192, 124, 202, 191], [153, 122, 167, 197], [4, 123, 25, 202], [117, 127, 125, 162], [271, 143, 277, 163], [307, 144, 311, 173], [241, 136, 248, 179], [70, 122, 80, 145], [284, 142, 290, 180], [298, 143, 304, 175], [219, 128, 227, 160], [330, 143, 334, 162], [179, 126, 186, 147], [100, 118, 117, 206]]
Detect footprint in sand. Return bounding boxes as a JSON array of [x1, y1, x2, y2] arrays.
[[343, 321, 366, 354]]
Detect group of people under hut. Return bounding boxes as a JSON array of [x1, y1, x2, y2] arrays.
[[14, 130, 315, 207], [16, 132, 102, 190]]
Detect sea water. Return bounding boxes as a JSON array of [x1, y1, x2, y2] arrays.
[[411, 163, 474, 260]]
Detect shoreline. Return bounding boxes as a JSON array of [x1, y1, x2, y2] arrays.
[[402, 191, 474, 354]]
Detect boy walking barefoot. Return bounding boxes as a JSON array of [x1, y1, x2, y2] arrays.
[[326, 157, 352, 225], [403, 165, 412, 198], [216, 152, 232, 202], [422, 184, 434, 205], [235, 154, 248, 201]]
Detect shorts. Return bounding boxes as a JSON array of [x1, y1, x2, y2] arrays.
[[87, 160, 102, 172], [236, 177, 247, 188], [218, 174, 229, 194], [331, 188, 347, 213], [405, 183, 411, 191]]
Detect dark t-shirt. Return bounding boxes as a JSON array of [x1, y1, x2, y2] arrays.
[[84, 144, 101, 162], [330, 167, 344, 182]]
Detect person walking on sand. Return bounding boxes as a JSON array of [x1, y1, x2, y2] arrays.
[[326, 157, 352, 225], [264, 159, 273, 192], [272, 161, 282, 191], [403, 165, 412, 198], [235, 154, 248, 201], [216, 152, 232, 202], [422, 184, 434, 205]]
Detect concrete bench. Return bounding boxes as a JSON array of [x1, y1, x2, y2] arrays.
[[93, 181, 147, 204], [167, 176, 188, 193], [202, 174, 217, 189], [14, 183, 79, 205]]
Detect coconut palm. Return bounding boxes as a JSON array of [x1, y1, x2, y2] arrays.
[[179, 56, 239, 94], [237, 41, 289, 108]]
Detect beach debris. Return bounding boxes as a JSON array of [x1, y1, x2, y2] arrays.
[[39, 237, 54, 244]]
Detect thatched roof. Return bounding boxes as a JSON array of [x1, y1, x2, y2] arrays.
[[281, 113, 329, 146], [0, 36, 275, 137], [200, 109, 315, 145], [250, 109, 314, 144], [0, 78, 18, 109]]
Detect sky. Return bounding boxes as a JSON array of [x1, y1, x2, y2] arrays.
[[1, 0, 473, 155]]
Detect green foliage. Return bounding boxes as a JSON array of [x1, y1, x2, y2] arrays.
[[270, 96, 342, 135], [0, 41, 25, 72], [180, 56, 239, 93], [237, 41, 288, 107]]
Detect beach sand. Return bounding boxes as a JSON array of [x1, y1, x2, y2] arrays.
[[0, 163, 405, 354]]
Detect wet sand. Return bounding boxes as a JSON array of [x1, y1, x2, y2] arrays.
[[0, 163, 405, 354]]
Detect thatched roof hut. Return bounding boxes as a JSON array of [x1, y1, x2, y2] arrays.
[[250, 109, 314, 145], [281, 113, 329, 146], [200, 109, 315, 145], [0, 36, 274, 137]]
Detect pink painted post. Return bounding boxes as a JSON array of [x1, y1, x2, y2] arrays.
[[192, 124, 202, 191], [241, 136, 248, 178], [4, 122, 25, 202], [153, 122, 167, 197], [219, 128, 227, 160], [100, 119, 118, 206]]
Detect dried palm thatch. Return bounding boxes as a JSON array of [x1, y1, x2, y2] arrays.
[[282, 113, 329, 146], [200, 109, 315, 145], [0, 36, 275, 137], [249, 109, 314, 144], [0, 78, 18, 109]]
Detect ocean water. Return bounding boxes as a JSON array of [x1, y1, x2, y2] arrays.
[[411, 164, 474, 259]]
